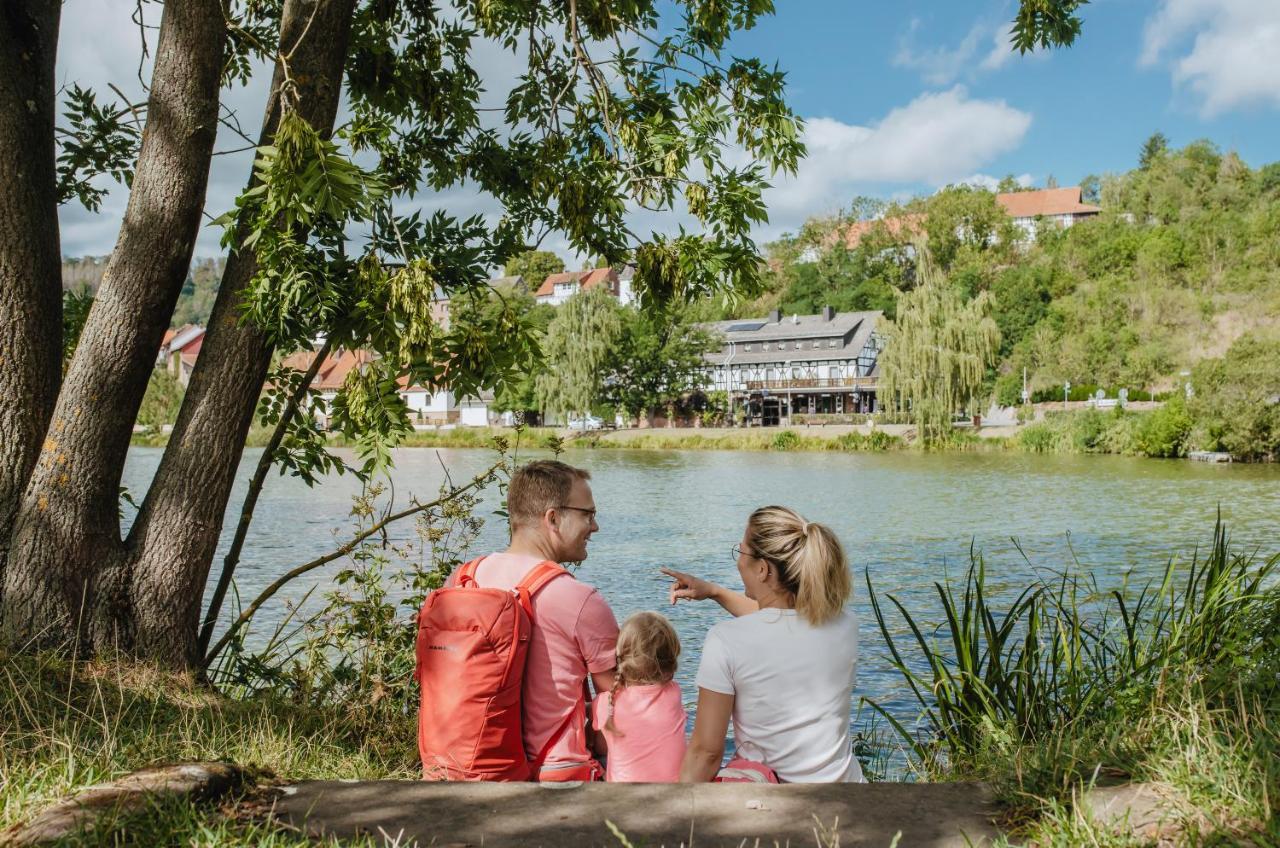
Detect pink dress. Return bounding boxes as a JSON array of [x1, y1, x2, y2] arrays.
[[592, 680, 687, 782]]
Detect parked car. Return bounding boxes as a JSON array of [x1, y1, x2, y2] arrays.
[[566, 415, 604, 430]]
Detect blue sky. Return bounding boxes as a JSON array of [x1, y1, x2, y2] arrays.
[[712, 0, 1280, 233], [56, 0, 1280, 257]]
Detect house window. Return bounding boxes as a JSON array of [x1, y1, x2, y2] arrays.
[[762, 342, 771, 351], [743, 343, 753, 351], [827, 339, 837, 348]]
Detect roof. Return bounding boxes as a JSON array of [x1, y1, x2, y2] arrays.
[[534, 267, 618, 298], [701, 310, 883, 366], [167, 324, 205, 354], [996, 187, 1100, 219], [487, 275, 524, 289], [280, 348, 375, 392], [839, 214, 925, 249]]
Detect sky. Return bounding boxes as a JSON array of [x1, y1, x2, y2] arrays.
[[55, 0, 1280, 260]]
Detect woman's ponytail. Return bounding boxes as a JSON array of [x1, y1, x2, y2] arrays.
[[747, 506, 851, 626]]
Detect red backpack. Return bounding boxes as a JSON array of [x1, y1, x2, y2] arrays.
[[414, 557, 569, 780]]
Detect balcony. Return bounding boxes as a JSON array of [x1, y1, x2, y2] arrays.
[[742, 376, 877, 392]]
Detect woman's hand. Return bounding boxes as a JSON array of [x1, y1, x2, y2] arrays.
[[661, 568, 719, 604], [661, 568, 759, 617]]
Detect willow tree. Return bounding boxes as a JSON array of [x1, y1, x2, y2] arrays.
[[878, 246, 1001, 445], [536, 286, 622, 421]]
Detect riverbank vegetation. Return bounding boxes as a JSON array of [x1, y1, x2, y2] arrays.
[[867, 521, 1280, 844]]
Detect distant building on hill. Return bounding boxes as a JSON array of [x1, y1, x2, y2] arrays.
[[996, 186, 1100, 238], [533, 264, 637, 306], [700, 307, 884, 426], [840, 186, 1101, 250]]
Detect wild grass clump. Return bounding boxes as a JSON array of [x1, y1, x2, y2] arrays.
[[0, 652, 407, 842], [867, 519, 1280, 842]]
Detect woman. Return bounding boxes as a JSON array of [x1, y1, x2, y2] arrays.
[[662, 505, 863, 783]]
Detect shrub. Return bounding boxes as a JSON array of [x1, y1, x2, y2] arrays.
[[1135, 395, 1192, 457], [770, 429, 800, 451]]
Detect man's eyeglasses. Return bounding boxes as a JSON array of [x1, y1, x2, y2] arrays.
[[557, 505, 598, 521]]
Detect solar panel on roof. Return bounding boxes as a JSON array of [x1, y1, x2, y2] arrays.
[[726, 321, 767, 333]]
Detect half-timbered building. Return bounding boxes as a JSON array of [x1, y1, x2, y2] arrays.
[[701, 307, 884, 426]]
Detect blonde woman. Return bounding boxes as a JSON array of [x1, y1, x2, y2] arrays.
[[661, 506, 863, 783]]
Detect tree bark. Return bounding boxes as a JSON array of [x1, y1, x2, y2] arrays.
[[117, 0, 356, 668], [0, 2, 63, 604], [0, 0, 226, 653]]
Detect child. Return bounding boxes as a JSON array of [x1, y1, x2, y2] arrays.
[[591, 611, 687, 782]]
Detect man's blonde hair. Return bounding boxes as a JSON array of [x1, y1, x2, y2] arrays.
[[746, 505, 851, 626], [507, 460, 591, 530]]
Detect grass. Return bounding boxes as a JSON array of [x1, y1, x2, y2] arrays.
[[0, 651, 413, 844], [866, 520, 1280, 845]]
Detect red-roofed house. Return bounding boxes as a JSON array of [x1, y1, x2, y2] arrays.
[[534, 267, 619, 306], [279, 348, 494, 427], [839, 214, 926, 250], [159, 324, 206, 386], [996, 187, 1100, 238]]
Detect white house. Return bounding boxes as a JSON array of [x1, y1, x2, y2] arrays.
[[700, 307, 885, 426], [996, 186, 1101, 240]]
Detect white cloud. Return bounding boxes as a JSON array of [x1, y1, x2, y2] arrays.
[[954, 172, 1033, 191], [755, 87, 1032, 237], [1141, 0, 1280, 116], [894, 17, 1020, 85]]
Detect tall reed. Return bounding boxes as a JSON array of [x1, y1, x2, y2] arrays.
[[865, 519, 1279, 770]]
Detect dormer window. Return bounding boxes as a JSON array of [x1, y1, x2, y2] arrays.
[[828, 339, 837, 348]]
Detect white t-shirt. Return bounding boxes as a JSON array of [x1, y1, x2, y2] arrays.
[[695, 607, 864, 783]]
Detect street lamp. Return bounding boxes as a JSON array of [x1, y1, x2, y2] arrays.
[[1064, 381, 1071, 409]]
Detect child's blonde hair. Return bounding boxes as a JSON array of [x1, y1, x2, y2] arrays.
[[605, 611, 680, 735]]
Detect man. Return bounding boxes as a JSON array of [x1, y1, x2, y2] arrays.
[[448, 459, 618, 781]]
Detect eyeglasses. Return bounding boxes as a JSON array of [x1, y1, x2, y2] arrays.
[[557, 504, 598, 521], [731, 544, 752, 562]]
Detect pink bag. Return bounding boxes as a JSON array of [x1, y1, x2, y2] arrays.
[[714, 756, 780, 783]]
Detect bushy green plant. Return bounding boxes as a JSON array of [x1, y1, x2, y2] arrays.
[[1134, 394, 1192, 457], [770, 429, 800, 451], [136, 368, 185, 429]]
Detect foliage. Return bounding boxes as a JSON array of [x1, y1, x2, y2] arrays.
[[450, 284, 556, 419], [603, 303, 718, 423], [1134, 394, 1192, 458], [535, 286, 623, 418], [866, 519, 1279, 766], [503, 249, 564, 288], [878, 248, 1001, 444], [136, 369, 186, 430], [61, 287, 94, 366], [1189, 334, 1280, 460], [54, 85, 140, 212]]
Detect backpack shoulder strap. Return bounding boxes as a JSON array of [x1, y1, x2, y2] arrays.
[[513, 560, 569, 621], [454, 557, 485, 587]]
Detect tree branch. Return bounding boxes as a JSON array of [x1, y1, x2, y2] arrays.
[[196, 335, 335, 655], [202, 459, 504, 667]]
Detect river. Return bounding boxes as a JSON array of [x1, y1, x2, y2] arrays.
[[122, 446, 1280, 741]]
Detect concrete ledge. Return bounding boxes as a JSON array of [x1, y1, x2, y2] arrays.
[[270, 780, 999, 847]]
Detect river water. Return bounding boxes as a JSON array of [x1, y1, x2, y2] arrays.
[[122, 446, 1280, 740]]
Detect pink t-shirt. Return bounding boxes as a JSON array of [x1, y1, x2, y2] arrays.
[[592, 681, 687, 782], [448, 553, 619, 770]]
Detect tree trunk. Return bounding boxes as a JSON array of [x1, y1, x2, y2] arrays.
[[0, 2, 63, 603], [0, 0, 226, 653], [117, 0, 355, 668]]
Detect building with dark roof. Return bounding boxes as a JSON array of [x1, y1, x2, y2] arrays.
[[701, 307, 884, 426]]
